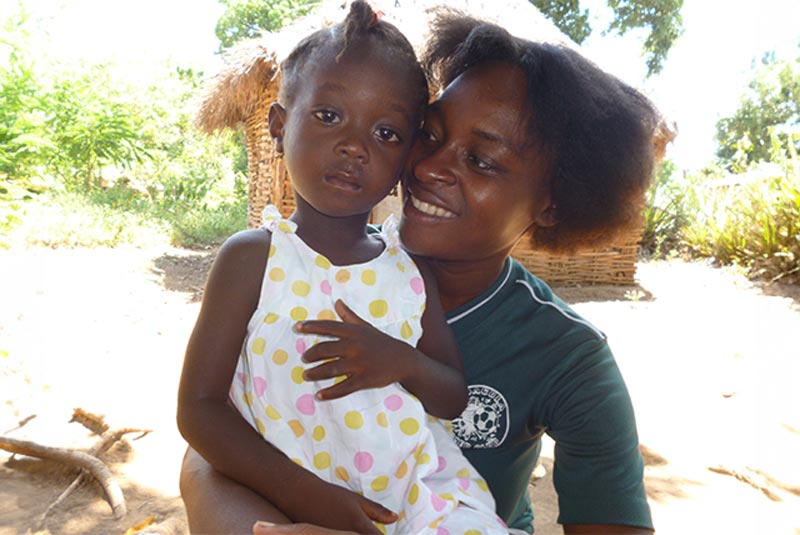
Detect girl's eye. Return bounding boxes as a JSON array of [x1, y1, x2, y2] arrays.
[[375, 127, 402, 143], [313, 110, 340, 124], [468, 154, 494, 171], [419, 127, 438, 144]]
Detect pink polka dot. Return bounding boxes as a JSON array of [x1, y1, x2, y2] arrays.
[[296, 394, 315, 416], [437, 528, 451, 535], [296, 338, 306, 355], [236, 372, 245, 384], [458, 478, 470, 491], [436, 456, 446, 474], [409, 277, 424, 295], [353, 451, 373, 473], [431, 493, 447, 512], [253, 376, 267, 397], [320, 280, 332, 295], [384, 395, 403, 411]]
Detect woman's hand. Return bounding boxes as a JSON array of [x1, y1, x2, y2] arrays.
[[296, 299, 419, 401], [253, 521, 357, 535]]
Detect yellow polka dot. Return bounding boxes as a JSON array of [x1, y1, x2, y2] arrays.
[[265, 405, 281, 420], [375, 523, 387, 535], [272, 349, 288, 365], [242, 391, 253, 407], [333, 375, 347, 385], [413, 444, 424, 460], [465, 531, 481, 535], [291, 458, 304, 467], [278, 221, 293, 233], [395, 461, 408, 479], [456, 468, 471, 479], [255, 418, 265, 435], [288, 419, 305, 437], [335, 466, 349, 482], [335, 269, 350, 283], [477, 479, 489, 492], [376, 412, 388, 428], [312, 425, 326, 441], [269, 245, 276, 258], [400, 321, 413, 340], [313, 452, 331, 470], [315, 255, 331, 269], [251, 337, 266, 355], [291, 366, 305, 384], [399, 418, 420, 436], [269, 267, 285, 281], [369, 299, 388, 318], [344, 411, 364, 430], [396, 262, 405, 272], [264, 312, 279, 324], [317, 309, 336, 320], [418, 452, 431, 465], [408, 483, 419, 505], [371, 476, 389, 492], [290, 307, 308, 321], [440, 493, 455, 502], [429, 518, 444, 529], [291, 280, 311, 297], [361, 269, 377, 285]]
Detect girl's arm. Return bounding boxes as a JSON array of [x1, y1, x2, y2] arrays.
[[176, 230, 393, 534], [298, 256, 467, 419]]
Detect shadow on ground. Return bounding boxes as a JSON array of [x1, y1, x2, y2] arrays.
[[151, 250, 217, 303]]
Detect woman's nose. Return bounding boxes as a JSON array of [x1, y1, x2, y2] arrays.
[[411, 146, 457, 185]]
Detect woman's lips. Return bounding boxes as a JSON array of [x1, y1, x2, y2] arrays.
[[408, 193, 457, 219]]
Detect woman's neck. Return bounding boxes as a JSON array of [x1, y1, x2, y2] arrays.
[[427, 254, 510, 313]]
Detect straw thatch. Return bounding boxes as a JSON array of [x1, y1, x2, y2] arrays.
[[196, 0, 676, 285]]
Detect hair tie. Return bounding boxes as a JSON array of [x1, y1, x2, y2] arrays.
[[368, 10, 384, 28]]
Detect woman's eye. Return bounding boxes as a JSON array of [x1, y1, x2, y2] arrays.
[[468, 154, 494, 171], [313, 110, 340, 124], [375, 127, 401, 143], [419, 127, 438, 144]]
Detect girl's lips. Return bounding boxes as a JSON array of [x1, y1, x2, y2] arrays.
[[407, 193, 457, 219], [324, 174, 362, 191]]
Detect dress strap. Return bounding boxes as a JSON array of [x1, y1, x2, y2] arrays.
[[262, 205, 297, 234], [379, 214, 401, 250]]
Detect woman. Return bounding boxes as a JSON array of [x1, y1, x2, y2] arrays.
[[180, 11, 659, 535]]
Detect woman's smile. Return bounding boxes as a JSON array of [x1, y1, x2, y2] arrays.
[[406, 191, 457, 219]]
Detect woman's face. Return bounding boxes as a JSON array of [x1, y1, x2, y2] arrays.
[[399, 61, 554, 262]]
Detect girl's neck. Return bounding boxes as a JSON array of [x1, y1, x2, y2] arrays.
[[426, 253, 510, 313], [289, 198, 381, 266]]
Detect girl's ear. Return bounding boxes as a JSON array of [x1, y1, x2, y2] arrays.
[[534, 202, 558, 228], [268, 102, 287, 154]]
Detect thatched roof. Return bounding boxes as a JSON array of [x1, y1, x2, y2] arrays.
[[195, 0, 578, 134]]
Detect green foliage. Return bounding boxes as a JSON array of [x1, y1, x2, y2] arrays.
[[683, 133, 800, 283], [640, 158, 695, 257], [531, 0, 684, 76], [715, 56, 800, 168], [215, 0, 321, 49]]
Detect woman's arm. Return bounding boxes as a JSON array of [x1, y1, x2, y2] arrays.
[[297, 256, 467, 419], [176, 231, 394, 533]]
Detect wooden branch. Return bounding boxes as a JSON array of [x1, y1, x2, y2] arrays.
[[708, 465, 783, 502], [0, 435, 127, 519]]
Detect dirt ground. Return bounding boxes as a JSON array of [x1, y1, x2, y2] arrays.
[[1, 246, 799, 535]]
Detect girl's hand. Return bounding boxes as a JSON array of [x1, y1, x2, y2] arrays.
[[253, 522, 357, 535], [296, 299, 419, 401]]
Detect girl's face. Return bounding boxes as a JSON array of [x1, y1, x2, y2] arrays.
[[399, 61, 555, 262], [269, 46, 420, 219]]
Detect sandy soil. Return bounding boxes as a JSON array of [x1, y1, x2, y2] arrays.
[[1, 246, 799, 535]]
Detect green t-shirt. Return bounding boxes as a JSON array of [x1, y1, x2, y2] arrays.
[[446, 258, 653, 533]]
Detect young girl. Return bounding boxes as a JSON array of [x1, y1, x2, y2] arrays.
[[177, 3, 506, 534]]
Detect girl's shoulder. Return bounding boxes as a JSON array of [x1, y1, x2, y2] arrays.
[[211, 228, 273, 285]]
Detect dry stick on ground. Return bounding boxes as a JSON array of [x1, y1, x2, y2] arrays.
[[708, 465, 783, 502], [36, 426, 152, 529], [0, 435, 127, 518]]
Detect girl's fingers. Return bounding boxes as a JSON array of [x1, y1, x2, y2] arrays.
[[334, 299, 369, 326], [301, 340, 346, 363], [302, 360, 346, 382], [294, 320, 348, 337], [314, 377, 360, 400], [358, 497, 398, 524]]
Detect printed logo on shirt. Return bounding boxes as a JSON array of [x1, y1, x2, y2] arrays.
[[452, 384, 509, 449]]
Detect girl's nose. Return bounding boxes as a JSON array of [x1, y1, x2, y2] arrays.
[[335, 137, 368, 163]]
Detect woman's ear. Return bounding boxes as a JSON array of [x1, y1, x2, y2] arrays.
[[268, 102, 287, 154]]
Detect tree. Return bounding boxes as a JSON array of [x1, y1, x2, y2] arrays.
[[215, 0, 320, 49], [531, 0, 684, 76], [715, 55, 800, 168]]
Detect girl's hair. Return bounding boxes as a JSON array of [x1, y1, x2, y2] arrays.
[[423, 10, 661, 253], [278, 1, 428, 118]]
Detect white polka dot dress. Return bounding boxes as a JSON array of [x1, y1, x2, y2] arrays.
[[230, 206, 506, 534]]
